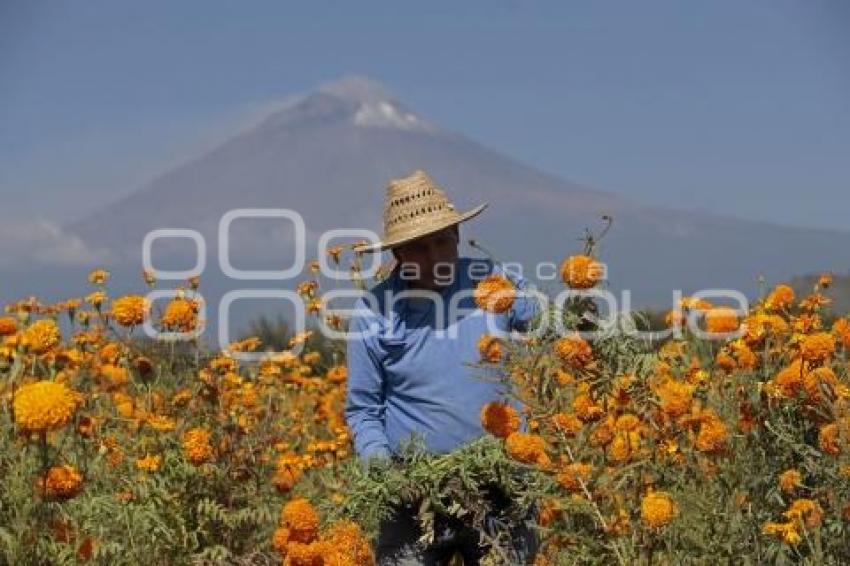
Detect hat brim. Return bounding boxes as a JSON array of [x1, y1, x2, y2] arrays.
[[353, 202, 488, 254]]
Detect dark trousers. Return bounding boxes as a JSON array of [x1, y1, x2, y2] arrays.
[[376, 494, 539, 565]]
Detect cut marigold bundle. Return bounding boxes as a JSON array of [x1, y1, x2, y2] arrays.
[[473, 274, 515, 313]]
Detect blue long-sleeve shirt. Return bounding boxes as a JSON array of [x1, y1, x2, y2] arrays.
[[344, 256, 539, 461]]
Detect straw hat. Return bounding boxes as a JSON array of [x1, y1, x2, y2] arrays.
[[353, 169, 488, 253]]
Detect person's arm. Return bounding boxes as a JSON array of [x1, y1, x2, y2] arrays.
[[493, 263, 540, 333], [344, 297, 392, 463]]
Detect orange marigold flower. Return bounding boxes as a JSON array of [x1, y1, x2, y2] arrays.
[[556, 462, 593, 492], [559, 254, 604, 289], [765, 284, 795, 311], [273, 463, 302, 493], [13, 380, 82, 433], [326, 365, 347, 383], [146, 414, 177, 432], [477, 334, 505, 363], [505, 432, 549, 466], [694, 410, 729, 454], [803, 366, 838, 401], [281, 498, 320, 544], [762, 521, 801, 545], [161, 297, 200, 332], [640, 491, 677, 529], [473, 274, 515, 314], [99, 363, 130, 390], [818, 422, 841, 455], [832, 317, 850, 349], [182, 427, 214, 465], [135, 454, 162, 472], [0, 316, 17, 336], [110, 295, 149, 327], [553, 334, 593, 369], [272, 527, 290, 555], [481, 401, 520, 439], [705, 307, 739, 334], [779, 469, 802, 494], [88, 268, 110, 285], [769, 360, 805, 399], [654, 379, 694, 418], [572, 394, 604, 423], [554, 369, 575, 386], [800, 332, 835, 364], [22, 319, 61, 354], [321, 520, 375, 565], [551, 412, 583, 437], [38, 465, 83, 499], [784, 498, 824, 528]]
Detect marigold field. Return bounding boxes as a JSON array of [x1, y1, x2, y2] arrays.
[[2, 242, 850, 565]]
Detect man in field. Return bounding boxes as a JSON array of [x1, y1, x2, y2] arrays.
[[346, 169, 539, 565]]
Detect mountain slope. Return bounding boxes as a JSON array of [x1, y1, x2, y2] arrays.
[[62, 75, 850, 310]]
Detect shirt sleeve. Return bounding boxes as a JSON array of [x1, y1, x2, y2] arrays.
[[344, 297, 392, 462]]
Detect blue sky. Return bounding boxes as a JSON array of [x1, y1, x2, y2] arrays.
[[1, 0, 848, 229]]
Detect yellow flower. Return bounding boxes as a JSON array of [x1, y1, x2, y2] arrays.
[[818, 422, 841, 455], [764, 284, 795, 311], [654, 379, 694, 418], [763, 521, 801, 545], [182, 427, 213, 465], [161, 297, 199, 332], [559, 254, 604, 289], [281, 498, 320, 544], [136, 454, 162, 472], [705, 307, 739, 334], [110, 295, 149, 327], [556, 462, 593, 492], [572, 394, 604, 423], [505, 432, 549, 467], [146, 414, 177, 432], [553, 334, 593, 369], [13, 380, 82, 433], [694, 410, 729, 454], [640, 491, 677, 529], [480, 401, 520, 439], [321, 520, 375, 565], [0, 316, 17, 336], [99, 363, 130, 390], [473, 274, 515, 314], [800, 332, 835, 364], [779, 469, 802, 494], [22, 319, 61, 354], [85, 290, 107, 308], [88, 268, 110, 285], [551, 412, 583, 437], [784, 498, 824, 528], [477, 334, 505, 363], [38, 465, 83, 499]]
